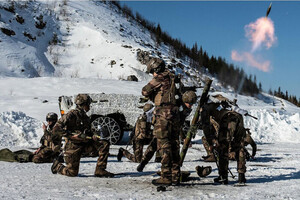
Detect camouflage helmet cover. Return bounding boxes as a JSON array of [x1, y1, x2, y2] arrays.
[[75, 94, 92, 106], [182, 90, 197, 104], [143, 103, 154, 112], [146, 57, 165, 73], [46, 112, 58, 122]]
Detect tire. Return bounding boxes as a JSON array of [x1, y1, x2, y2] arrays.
[[91, 116, 122, 145]]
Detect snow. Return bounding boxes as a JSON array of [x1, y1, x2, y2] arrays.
[[1, 143, 300, 199], [0, 111, 41, 147], [0, 0, 300, 199]]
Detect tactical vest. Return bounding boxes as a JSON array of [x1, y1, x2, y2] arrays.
[[135, 114, 152, 140], [222, 111, 246, 144], [58, 108, 91, 138], [154, 71, 177, 106], [40, 127, 55, 149]]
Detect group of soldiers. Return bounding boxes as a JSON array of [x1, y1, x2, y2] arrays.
[[24, 57, 257, 187]]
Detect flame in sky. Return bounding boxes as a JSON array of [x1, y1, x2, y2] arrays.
[[245, 17, 277, 52], [231, 16, 276, 72]]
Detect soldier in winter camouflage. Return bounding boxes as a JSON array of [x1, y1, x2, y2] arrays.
[[117, 103, 154, 163], [141, 58, 182, 186], [200, 94, 247, 184], [32, 112, 61, 163], [51, 94, 114, 178]]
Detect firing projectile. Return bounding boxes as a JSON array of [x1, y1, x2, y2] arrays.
[[266, 3, 272, 18]]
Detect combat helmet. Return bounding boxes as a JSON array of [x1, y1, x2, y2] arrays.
[[146, 57, 166, 74], [75, 94, 92, 106], [46, 112, 58, 122], [143, 103, 154, 112], [182, 90, 197, 104]]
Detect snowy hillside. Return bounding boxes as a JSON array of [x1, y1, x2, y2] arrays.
[[0, 1, 300, 199], [0, 0, 202, 84]]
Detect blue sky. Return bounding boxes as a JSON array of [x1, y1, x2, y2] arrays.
[[122, 1, 300, 98]]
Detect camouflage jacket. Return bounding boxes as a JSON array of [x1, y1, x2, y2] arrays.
[[201, 102, 245, 145], [40, 126, 54, 148], [142, 70, 177, 107], [52, 107, 91, 143], [134, 113, 152, 140], [39, 124, 61, 153]]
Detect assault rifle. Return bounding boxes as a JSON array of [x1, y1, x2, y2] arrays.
[[179, 78, 212, 166], [245, 113, 258, 120], [70, 127, 106, 141]]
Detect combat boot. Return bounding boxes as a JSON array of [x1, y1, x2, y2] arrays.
[[51, 159, 60, 174], [195, 166, 212, 177], [172, 177, 180, 186], [204, 155, 216, 162], [214, 175, 228, 185], [238, 173, 246, 184], [51, 155, 63, 174], [152, 177, 172, 186], [117, 148, 124, 162], [94, 168, 114, 178], [137, 160, 148, 172]]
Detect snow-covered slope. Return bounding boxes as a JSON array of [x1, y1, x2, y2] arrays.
[[0, 1, 200, 83]]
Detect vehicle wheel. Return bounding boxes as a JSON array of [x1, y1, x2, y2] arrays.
[[91, 116, 122, 145]]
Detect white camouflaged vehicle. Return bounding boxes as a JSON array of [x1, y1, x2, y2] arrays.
[[58, 93, 145, 144]]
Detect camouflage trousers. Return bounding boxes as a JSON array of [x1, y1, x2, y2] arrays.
[[142, 138, 157, 164], [202, 136, 213, 156], [32, 147, 56, 163], [122, 138, 152, 163], [154, 113, 181, 182], [56, 140, 109, 177], [217, 141, 246, 177]]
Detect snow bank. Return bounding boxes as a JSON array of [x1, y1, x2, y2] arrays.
[[0, 111, 42, 147], [245, 109, 300, 143]]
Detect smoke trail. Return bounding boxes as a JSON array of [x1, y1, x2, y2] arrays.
[[231, 50, 271, 72], [245, 17, 277, 52]]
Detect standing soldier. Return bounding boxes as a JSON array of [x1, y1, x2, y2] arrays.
[[117, 103, 154, 163], [136, 90, 197, 173], [51, 94, 114, 178], [200, 94, 247, 184], [142, 58, 181, 186], [32, 112, 61, 163]]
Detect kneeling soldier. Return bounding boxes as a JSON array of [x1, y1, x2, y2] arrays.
[[117, 103, 154, 163], [51, 94, 114, 177]]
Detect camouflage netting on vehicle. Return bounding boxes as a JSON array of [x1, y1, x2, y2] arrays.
[[88, 93, 143, 127]]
